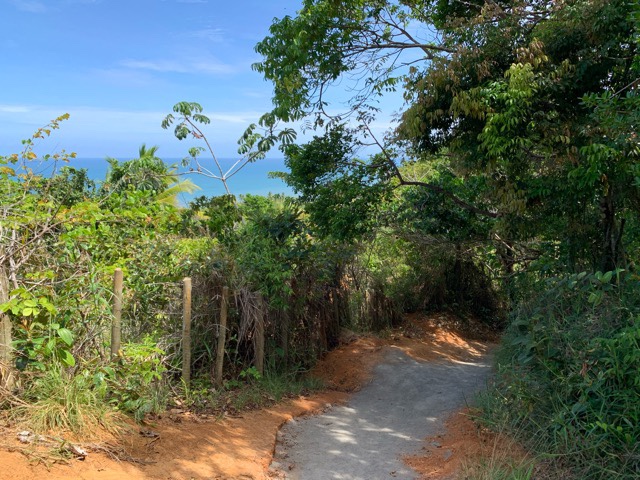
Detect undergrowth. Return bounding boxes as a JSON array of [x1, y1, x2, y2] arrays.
[[479, 270, 640, 479], [178, 368, 324, 414], [461, 460, 535, 480], [13, 366, 125, 438], [8, 361, 324, 441]]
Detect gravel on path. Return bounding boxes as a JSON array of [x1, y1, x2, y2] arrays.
[[270, 347, 492, 479]]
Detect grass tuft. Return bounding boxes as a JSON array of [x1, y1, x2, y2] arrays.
[[14, 366, 124, 438]]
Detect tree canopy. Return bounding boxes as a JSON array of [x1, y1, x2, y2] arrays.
[[255, 0, 639, 272]]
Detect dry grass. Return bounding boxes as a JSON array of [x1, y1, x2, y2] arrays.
[[10, 367, 126, 440]]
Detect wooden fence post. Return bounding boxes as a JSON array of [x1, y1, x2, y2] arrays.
[[182, 277, 192, 387], [0, 264, 14, 389], [110, 268, 123, 359], [254, 294, 265, 376], [214, 286, 229, 387]]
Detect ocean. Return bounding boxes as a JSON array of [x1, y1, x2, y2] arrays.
[[40, 157, 294, 206]]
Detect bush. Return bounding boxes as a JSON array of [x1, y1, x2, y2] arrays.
[[481, 271, 640, 479], [95, 338, 168, 421], [15, 366, 121, 437]]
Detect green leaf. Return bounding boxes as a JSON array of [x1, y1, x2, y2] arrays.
[[45, 338, 56, 354], [57, 328, 74, 346], [59, 349, 76, 367]]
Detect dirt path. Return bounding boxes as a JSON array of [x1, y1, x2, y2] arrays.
[[270, 348, 492, 479], [0, 314, 495, 480]]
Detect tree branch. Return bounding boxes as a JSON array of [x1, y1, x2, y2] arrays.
[[363, 124, 500, 218]]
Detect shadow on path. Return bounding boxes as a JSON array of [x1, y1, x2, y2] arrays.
[[271, 348, 492, 479]]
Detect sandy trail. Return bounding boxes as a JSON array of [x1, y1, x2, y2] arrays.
[[0, 314, 494, 480], [270, 347, 492, 479]]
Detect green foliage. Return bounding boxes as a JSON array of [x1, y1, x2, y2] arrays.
[[2, 117, 354, 435], [256, 0, 638, 278], [230, 194, 305, 306], [283, 126, 392, 241], [16, 366, 120, 436], [175, 367, 323, 413], [1, 289, 75, 370], [483, 272, 640, 478], [35, 166, 96, 207], [162, 102, 211, 141], [461, 458, 535, 480], [162, 102, 295, 196], [389, 163, 491, 243], [182, 194, 241, 237], [238, 366, 262, 382], [254, 0, 449, 125], [95, 339, 167, 421], [7, 22, 637, 470], [101, 144, 199, 205], [402, 0, 637, 272]]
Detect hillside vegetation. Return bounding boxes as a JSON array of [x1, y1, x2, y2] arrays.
[[1, 1, 639, 478]]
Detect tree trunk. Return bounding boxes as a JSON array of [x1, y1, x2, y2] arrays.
[[280, 306, 289, 369], [599, 188, 625, 273], [495, 235, 516, 305], [0, 263, 14, 389], [254, 294, 265, 376], [453, 243, 463, 304]]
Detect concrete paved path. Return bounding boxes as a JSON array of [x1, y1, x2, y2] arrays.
[[270, 347, 492, 479]]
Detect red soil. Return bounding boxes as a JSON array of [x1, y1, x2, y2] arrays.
[[0, 313, 500, 480]]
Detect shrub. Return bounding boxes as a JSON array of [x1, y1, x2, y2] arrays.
[[95, 338, 168, 421], [482, 271, 640, 479], [15, 366, 121, 437]]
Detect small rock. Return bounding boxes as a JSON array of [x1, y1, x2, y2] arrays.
[[443, 449, 453, 461], [430, 441, 442, 448], [64, 443, 88, 460], [17, 431, 33, 443]]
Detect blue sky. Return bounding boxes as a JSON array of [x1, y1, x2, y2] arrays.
[[1, 0, 404, 160]]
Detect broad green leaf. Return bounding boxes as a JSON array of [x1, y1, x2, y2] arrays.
[[57, 328, 74, 346]]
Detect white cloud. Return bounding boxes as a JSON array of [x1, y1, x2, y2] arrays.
[[0, 104, 271, 157], [190, 27, 225, 42], [242, 90, 268, 99], [121, 57, 236, 75], [0, 105, 32, 113], [91, 68, 162, 88], [120, 60, 190, 73], [8, 0, 47, 13], [207, 112, 263, 124], [189, 60, 236, 75]]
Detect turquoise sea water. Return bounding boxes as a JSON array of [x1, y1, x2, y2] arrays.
[[43, 157, 294, 205]]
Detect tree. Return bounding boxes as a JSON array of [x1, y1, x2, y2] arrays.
[[253, 0, 454, 124], [255, 0, 640, 272], [161, 102, 296, 196], [102, 144, 199, 206], [282, 125, 393, 240], [0, 115, 76, 388]]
